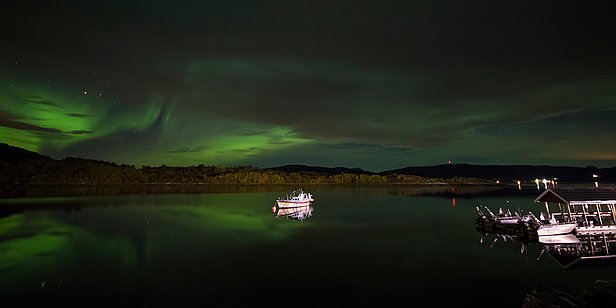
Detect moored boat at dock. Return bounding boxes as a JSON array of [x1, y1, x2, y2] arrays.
[[534, 187, 616, 234], [536, 223, 577, 236], [475, 187, 616, 269], [526, 212, 578, 236], [476, 206, 522, 225]]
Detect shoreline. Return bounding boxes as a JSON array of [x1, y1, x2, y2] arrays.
[[0, 182, 513, 199], [1, 182, 606, 199]]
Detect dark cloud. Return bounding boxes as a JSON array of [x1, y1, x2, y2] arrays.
[[0, 119, 62, 133], [0, 110, 62, 133], [66, 113, 90, 118], [24, 96, 58, 107], [328, 143, 413, 153], [478, 109, 616, 141], [70, 130, 92, 135]]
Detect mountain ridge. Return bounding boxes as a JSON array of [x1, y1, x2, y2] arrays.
[[2, 143, 615, 183], [271, 163, 614, 182], [0, 143, 49, 161]]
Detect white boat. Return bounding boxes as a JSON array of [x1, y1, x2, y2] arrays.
[[479, 206, 521, 225], [536, 223, 577, 236], [276, 189, 314, 208], [521, 212, 577, 236], [533, 213, 576, 236]]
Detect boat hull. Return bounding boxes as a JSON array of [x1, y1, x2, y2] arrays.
[[496, 218, 520, 225], [536, 223, 577, 236], [276, 200, 312, 208]]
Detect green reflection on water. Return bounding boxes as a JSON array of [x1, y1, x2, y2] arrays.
[[0, 214, 71, 269], [0, 193, 308, 293], [0, 212, 139, 288]]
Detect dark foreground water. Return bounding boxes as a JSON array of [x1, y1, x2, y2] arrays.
[[1, 185, 614, 307]]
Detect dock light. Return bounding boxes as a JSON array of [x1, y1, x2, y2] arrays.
[[534, 179, 540, 190], [517, 180, 521, 190], [542, 179, 549, 189]]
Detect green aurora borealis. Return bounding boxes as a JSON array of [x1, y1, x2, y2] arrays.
[[1, 1, 615, 171], [1, 75, 311, 167]]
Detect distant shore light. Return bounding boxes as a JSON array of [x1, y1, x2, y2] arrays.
[[542, 178, 549, 189]]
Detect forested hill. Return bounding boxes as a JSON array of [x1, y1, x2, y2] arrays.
[[383, 164, 616, 182], [0, 143, 485, 185], [2, 143, 613, 185], [267, 164, 371, 175], [0, 143, 49, 161]]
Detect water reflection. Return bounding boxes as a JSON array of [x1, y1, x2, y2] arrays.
[[2, 186, 615, 306], [0, 184, 295, 198], [537, 234, 616, 269], [274, 205, 313, 221], [1, 183, 506, 199], [476, 214, 616, 306]]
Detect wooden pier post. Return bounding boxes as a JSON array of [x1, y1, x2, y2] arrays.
[[596, 204, 603, 226]]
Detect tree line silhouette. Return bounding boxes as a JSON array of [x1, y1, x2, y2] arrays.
[[1, 157, 491, 185]]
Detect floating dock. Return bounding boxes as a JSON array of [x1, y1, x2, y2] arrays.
[[476, 187, 616, 269]]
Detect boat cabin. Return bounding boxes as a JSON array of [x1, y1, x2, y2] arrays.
[[534, 187, 616, 228]]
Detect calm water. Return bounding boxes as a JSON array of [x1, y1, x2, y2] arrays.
[[0, 185, 614, 307]]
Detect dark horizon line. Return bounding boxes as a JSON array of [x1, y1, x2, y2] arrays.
[[2, 142, 614, 173], [267, 163, 612, 173]]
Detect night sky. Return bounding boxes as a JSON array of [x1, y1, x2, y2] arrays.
[[1, 1, 615, 171]]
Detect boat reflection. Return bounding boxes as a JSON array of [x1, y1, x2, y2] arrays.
[[274, 205, 313, 221], [538, 234, 616, 269], [537, 234, 580, 245]]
